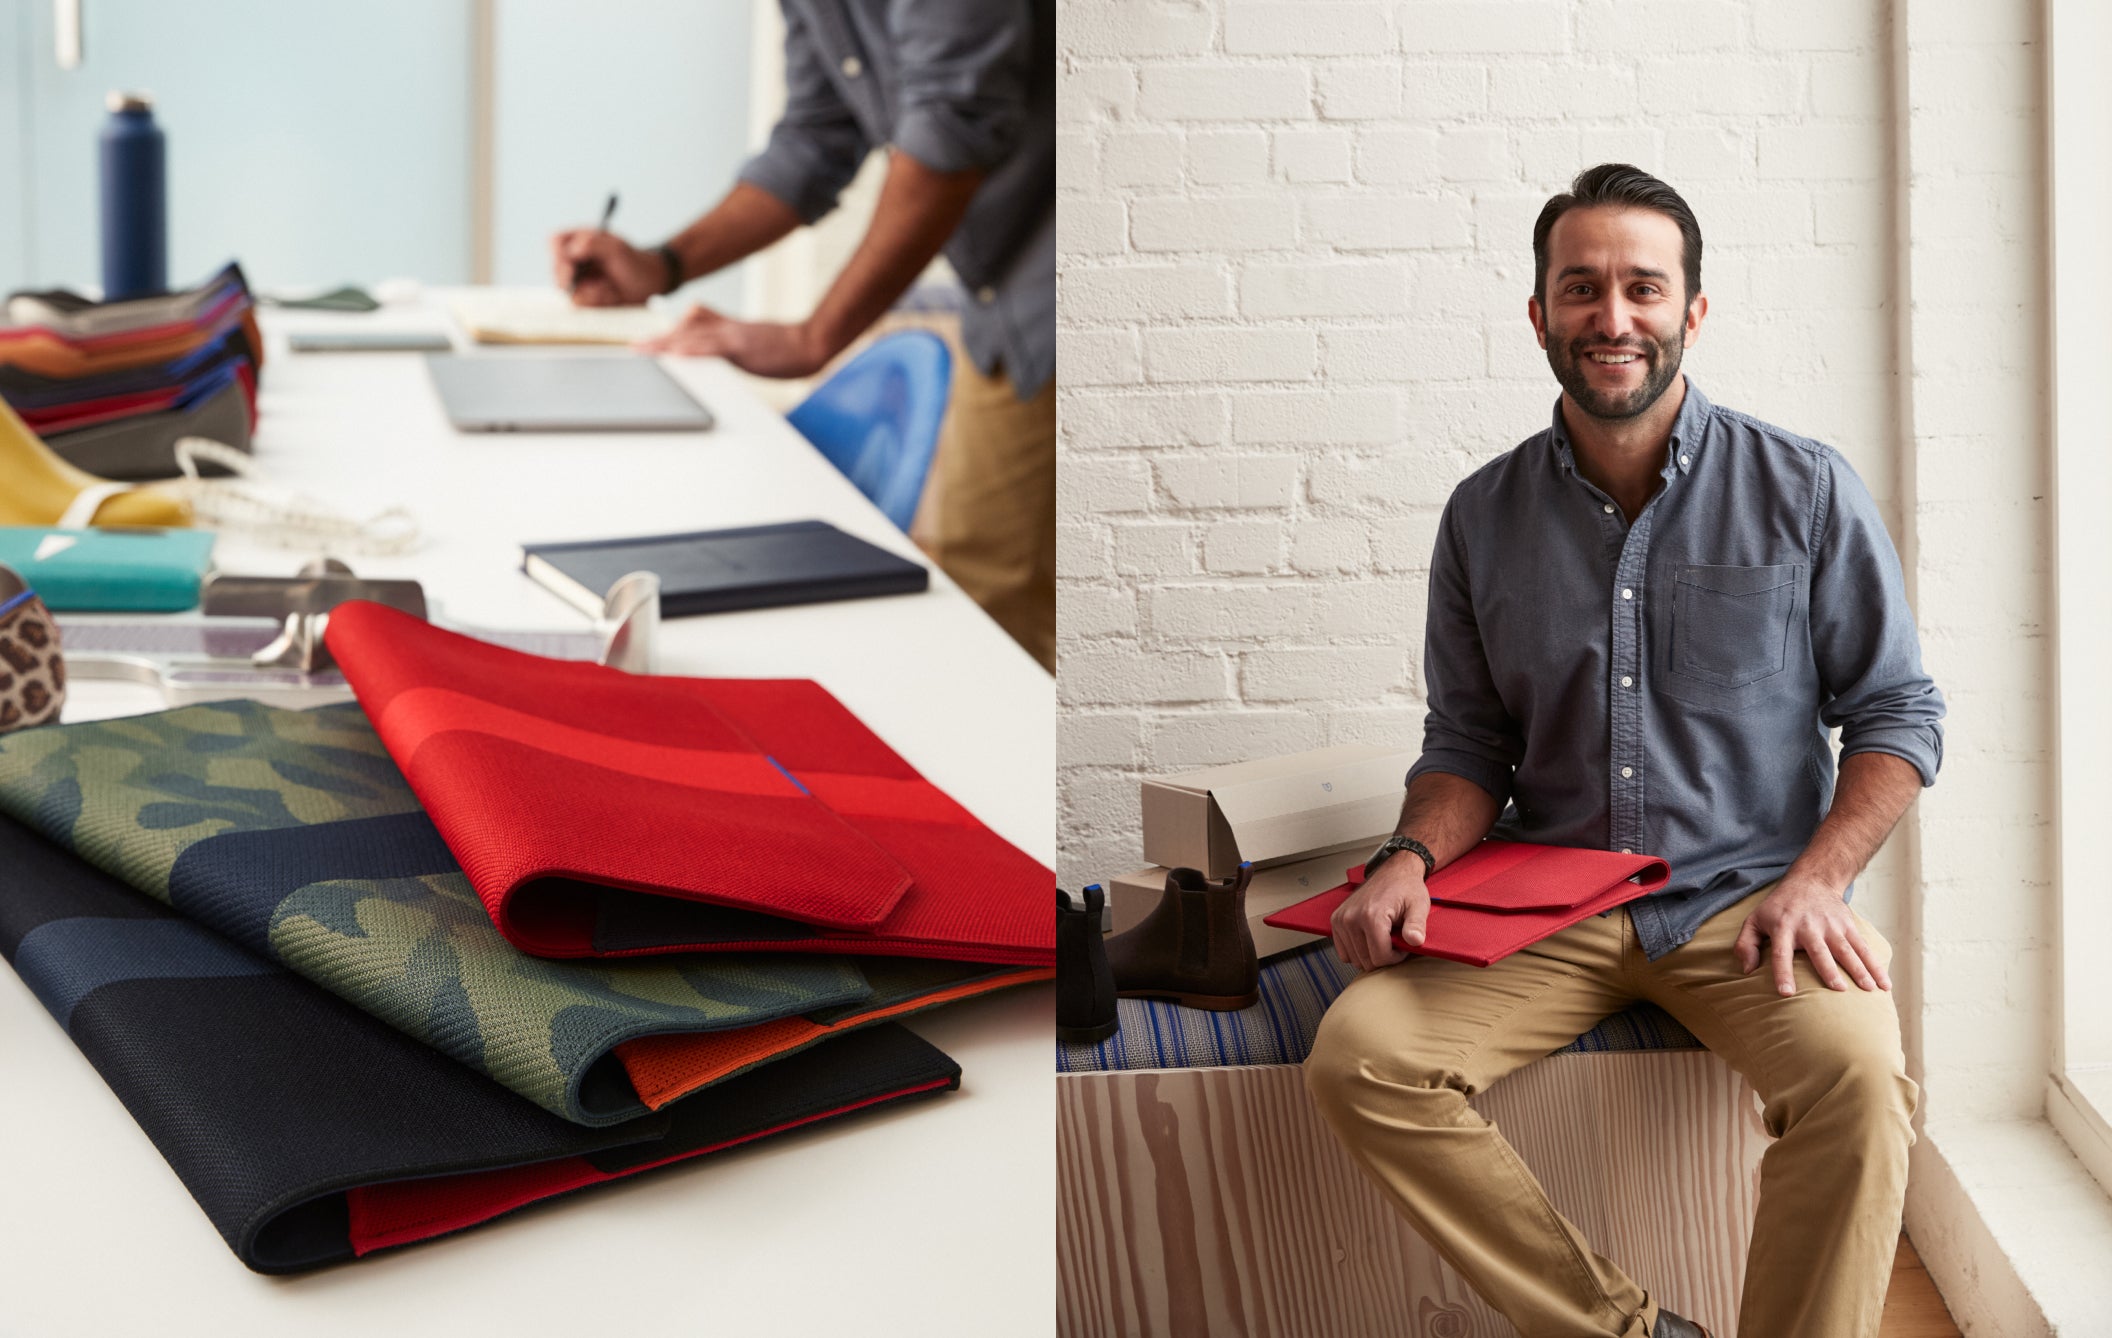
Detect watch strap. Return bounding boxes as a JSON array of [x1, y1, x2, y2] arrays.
[[656, 243, 684, 295], [1366, 834, 1436, 880]]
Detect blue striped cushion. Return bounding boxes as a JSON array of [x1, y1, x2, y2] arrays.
[[1057, 941, 1701, 1073]]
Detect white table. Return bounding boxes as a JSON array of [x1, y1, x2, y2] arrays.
[[0, 302, 1055, 1338]]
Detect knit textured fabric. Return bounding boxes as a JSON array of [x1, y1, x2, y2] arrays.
[[0, 700, 878, 1125], [324, 601, 1054, 966], [1056, 940, 1702, 1072], [0, 814, 960, 1272], [616, 957, 1051, 1109]]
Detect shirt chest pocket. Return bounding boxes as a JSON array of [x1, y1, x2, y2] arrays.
[[1662, 563, 1804, 698]]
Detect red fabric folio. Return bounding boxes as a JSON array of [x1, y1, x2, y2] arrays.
[[1261, 841, 1671, 967], [323, 602, 1054, 966]]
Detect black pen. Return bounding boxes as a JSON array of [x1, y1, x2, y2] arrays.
[[567, 191, 620, 294]]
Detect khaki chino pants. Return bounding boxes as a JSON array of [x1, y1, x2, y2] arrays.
[[1304, 889, 1918, 1338], [911, 357, 1055, 673]]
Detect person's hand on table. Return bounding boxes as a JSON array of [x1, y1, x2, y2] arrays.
[[1330, 857, 1431, 972], [1733, 874, 1891, 997], [634, 304, 834, 379], [550, 229, 666, 307]]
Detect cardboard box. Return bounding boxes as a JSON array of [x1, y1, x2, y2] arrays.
[[1106, 850, 1375, 961], [1139, 743, 1415, 879]]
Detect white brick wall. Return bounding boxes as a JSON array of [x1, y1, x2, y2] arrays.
[[1057, 0, 1904, 907]]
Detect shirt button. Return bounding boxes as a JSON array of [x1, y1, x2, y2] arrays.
[[1602, 503, 1614, 514], [1620, 766, 1634, 778], [1621, 847, 1633, 854], [841, 55, 863, 78], [1621, 587, 1634, 600], [1679, 454, 1691, 467], [1620, 675, 1633, 687], [977, 286, 997, 304]]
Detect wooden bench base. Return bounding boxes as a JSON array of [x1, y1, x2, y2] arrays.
[[1057, 1052, 1768, 1337]]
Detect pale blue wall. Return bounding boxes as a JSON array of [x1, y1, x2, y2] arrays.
[[14, 0, 475, 293], [491, 0, 751, 312], [0, 7, 28, 285], [0, 0, 755, 304]]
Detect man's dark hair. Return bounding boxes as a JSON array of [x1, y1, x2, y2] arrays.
[[1532, 163, 1703, 307]]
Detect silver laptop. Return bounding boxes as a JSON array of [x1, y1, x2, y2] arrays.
[[425, 354, 715, 432]]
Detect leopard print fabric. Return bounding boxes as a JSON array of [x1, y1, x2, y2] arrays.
[[0, 592, 64, 733]]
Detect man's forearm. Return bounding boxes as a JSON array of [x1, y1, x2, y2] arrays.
[[804, 150, 983, 355], [1394, 772, 1503, 871], [1782, 751, 1923, 891], [664, 182, 805, 291]]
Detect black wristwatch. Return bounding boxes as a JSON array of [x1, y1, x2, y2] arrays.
[[656, 242, 685, 295], [1365, 834, 1436, 881]]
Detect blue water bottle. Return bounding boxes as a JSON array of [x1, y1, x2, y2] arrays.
[[100, 91, 166, 300]]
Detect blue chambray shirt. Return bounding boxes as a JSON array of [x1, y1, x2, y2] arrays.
[[740, 0, 1054, 399], [1405, 380, 1945, 960]]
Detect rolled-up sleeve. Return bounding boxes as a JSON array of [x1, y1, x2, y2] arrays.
[[738, 6, 873, 223], [1405, 499, 1525, 807], [1812, 451, 1945, 785], [886, 0, 1031, 174]]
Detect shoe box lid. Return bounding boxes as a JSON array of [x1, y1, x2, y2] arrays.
[[1139, 743, 1414, 879]]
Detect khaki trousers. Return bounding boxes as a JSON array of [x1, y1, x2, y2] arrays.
[[1304, 890, 1918, 1338], [911, 359, 1055, 673]]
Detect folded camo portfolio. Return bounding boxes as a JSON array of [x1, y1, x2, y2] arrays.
[[1261, 841, 1672, 967], [0, 699, 1047, 1125], [323, 601, 1055, 966], [0, 813, 959, 1272]]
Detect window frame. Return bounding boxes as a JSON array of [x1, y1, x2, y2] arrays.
[[2045, 0, 2112, 1199]]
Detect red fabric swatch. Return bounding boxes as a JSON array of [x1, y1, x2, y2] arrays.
[[1261, 841, 1671, 967], [324, 602, 1054, 966]]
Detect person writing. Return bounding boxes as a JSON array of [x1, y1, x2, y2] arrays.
[[550, 0, 1054, 671]]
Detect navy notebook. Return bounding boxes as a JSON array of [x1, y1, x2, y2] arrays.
[[520, 519, 929, 617]]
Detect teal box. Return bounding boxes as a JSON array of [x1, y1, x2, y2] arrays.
[[0, 527, 215, 611]]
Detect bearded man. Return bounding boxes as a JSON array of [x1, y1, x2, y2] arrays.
[[1304, 163, 1944, 1338]]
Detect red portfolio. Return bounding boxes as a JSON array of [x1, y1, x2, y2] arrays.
[[324, 601, 1054, 966], [1261, 841, 1670, 967]]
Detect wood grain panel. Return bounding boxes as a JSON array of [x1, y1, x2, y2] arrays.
[[1057, 1053, 1770, 1338]]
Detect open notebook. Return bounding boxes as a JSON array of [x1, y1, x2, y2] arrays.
[[448, 292, 678, 346]]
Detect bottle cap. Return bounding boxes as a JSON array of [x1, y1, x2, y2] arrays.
[[105, 91, 154, 114]]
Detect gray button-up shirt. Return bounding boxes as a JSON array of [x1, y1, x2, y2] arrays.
[[1406, 380, 1944, 959], [739, 0, 1054, 399]]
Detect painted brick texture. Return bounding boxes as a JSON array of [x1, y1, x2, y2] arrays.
[[1056, 0, 1907, 918]]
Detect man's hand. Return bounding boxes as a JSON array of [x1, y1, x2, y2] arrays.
[[633, 305, 834, 379], [1329, 858, 1432, 972], [1733, 875, 1891, 997], [550, 230, 667, 307]]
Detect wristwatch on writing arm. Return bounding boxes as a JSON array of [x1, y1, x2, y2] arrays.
[[1364, 834, 1436, 881], [656, 242, 684, 295]]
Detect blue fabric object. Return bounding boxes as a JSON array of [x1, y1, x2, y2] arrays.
[[788, 331, 952, 532], [1056, 941, 1701, 1074], [1406, 379, 1944, 961], [14, 916, 273, 1029]]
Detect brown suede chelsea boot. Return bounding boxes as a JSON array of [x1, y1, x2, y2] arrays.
[[1102, 862, 1260, 1010]]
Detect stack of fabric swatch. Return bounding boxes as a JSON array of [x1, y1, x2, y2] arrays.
[[0, 262, 261, 479], [0, 608, 1053, 1272]]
